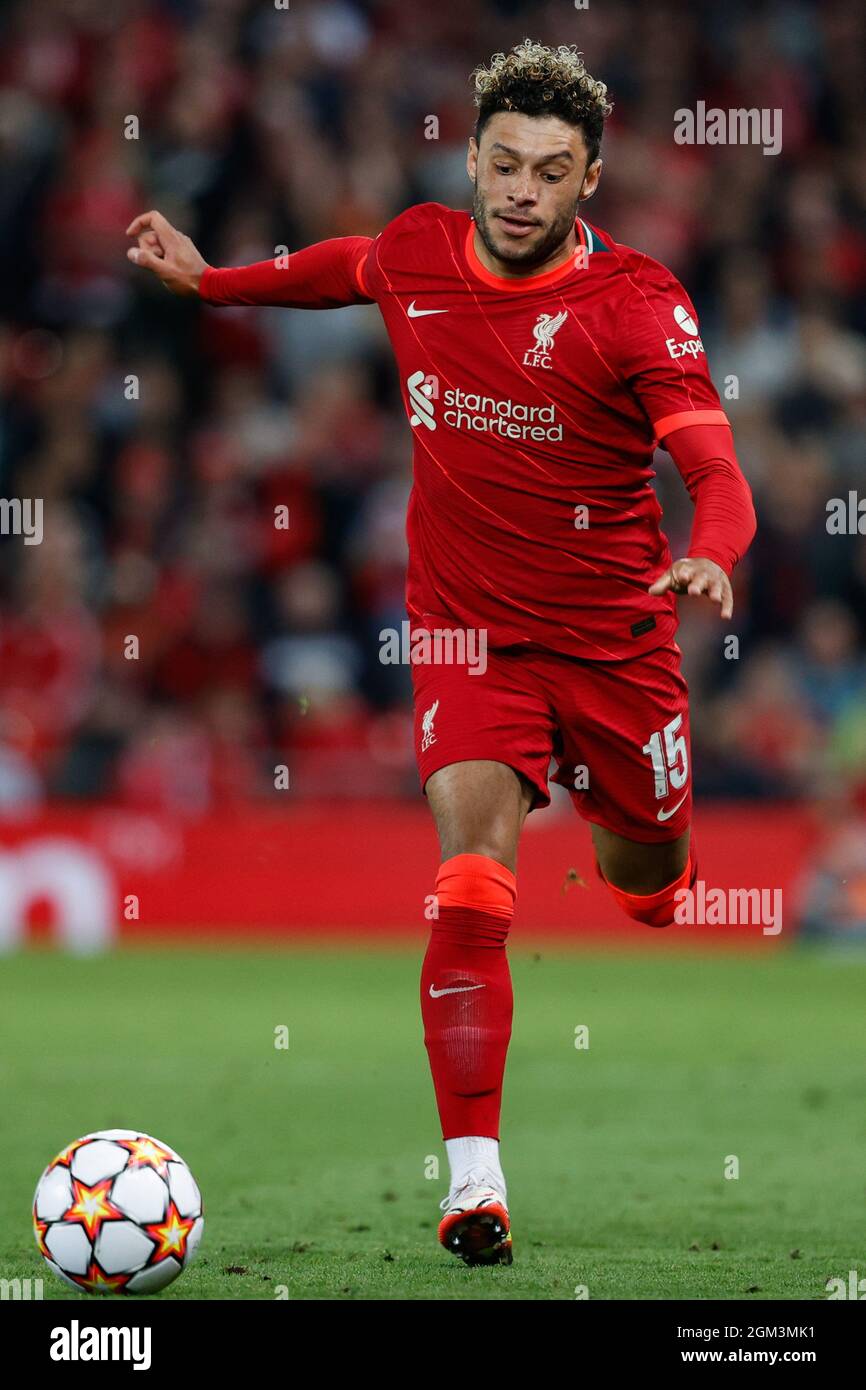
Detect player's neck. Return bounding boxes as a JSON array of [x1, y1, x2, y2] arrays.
[[471, 224, 579, 281]]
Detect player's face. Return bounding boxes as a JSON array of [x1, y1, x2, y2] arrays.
[[468, 113, 601, 272]]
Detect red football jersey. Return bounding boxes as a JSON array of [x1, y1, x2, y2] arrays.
[[357, 203, 730, 661]]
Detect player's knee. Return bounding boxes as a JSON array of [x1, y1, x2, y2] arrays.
[[599, 849, 695, 930], [594, 827, 689, 893], [618, 862, 685, 898], [439, 836, 517, 874]]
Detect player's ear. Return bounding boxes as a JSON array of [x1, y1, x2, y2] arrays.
[[579, 157, 602, 201], [467, 136, 479, 182]]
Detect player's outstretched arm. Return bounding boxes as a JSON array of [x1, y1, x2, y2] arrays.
[[649, 421, 756, 621], [126, 211, 208, 296], [199, 237, 376, 309], [127, 210, 375, 310]]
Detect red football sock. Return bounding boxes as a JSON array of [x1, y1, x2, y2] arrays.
[[420, 853, 516, 1141]]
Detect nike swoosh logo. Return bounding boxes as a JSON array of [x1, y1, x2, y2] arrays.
[[428, 983, 485, 998], [657, 793, 688, 822], [407, 301, 448, 317]]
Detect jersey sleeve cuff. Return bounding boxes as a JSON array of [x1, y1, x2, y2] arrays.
[[653, 409, 730, 440], [198, 265, 217, 301]]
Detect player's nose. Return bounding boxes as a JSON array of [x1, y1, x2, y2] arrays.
[[508, 183, 537, 207]]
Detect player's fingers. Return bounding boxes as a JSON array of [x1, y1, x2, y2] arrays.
[[687, 574, 708, 596], [126, 212, 156, 237], [144, 209, 175, 240], [672, 564, 697, 593], [648, 569, 674, 595], [720, 577, 734, 620], [126, 210, 174, 241], [127, 246, 165, 273], [138, 230, 165, 258]]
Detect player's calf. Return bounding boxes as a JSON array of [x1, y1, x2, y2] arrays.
[[421, 853, 516, 1137], [594, 827, 695, 929]]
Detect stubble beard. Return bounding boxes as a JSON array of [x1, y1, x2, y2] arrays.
[[472, 183, 581, 272]]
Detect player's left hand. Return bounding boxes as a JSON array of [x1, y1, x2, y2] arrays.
[[648, 556, 734, 620]]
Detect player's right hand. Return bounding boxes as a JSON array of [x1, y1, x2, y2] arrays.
[[649, 555, 734, 620], [126, 211, 209, 297]]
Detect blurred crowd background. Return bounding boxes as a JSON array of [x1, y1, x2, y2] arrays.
[[0, 0, 865, 821]]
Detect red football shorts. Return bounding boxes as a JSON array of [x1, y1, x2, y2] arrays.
[[411, 635, 691, 843]]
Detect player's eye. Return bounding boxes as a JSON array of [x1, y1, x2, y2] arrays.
[[495, 164, 515, 175], [542, 172, 565, 182]]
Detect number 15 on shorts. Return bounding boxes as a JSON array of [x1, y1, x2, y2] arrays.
[[642, 715, 689, 801]]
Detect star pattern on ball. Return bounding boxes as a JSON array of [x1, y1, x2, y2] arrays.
[[144, 1200, 196, 1262], [32, 1214, 51, 1260], [53, 1140, 86, 1168], [72, 1261, 131, 1295], [63, 1177, 124, 1239], [116, 1135, 176, 1176]]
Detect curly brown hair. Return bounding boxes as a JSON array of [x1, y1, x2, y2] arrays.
[[472, 39, 613, 165]]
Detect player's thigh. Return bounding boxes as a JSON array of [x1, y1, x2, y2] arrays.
[[426, 759, 536, 871], [411, 639, 553, 872]]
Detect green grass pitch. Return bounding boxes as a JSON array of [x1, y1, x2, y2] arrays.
[[1, 942, 863, 1300]]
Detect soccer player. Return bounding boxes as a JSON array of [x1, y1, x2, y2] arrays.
[[128, 40, 756, 1268]]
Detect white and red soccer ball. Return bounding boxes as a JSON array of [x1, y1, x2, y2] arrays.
[[33, 1130, 203, 1294]]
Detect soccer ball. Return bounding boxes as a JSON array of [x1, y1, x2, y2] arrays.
[[33, 1129, 203, 1294]]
